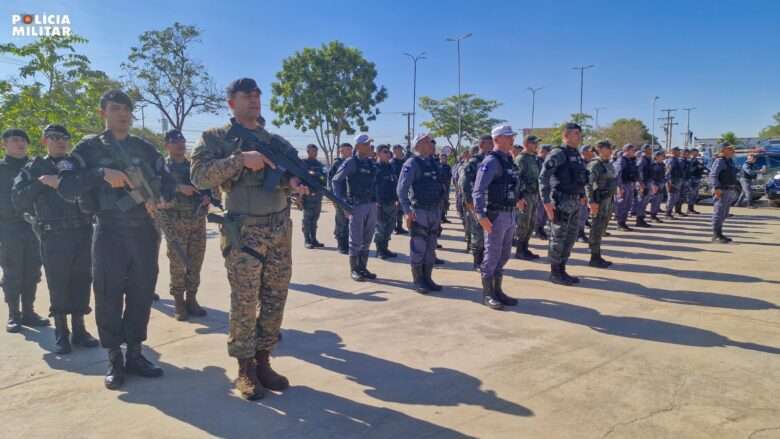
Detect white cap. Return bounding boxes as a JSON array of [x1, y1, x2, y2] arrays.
[[491, 124, 517, 138], [413, 132, 431, 146], [353, 134, 372, 145]]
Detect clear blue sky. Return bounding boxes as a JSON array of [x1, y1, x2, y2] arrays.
[[2, 0, 779, 148]]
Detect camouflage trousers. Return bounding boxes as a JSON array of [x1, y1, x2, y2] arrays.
[[548, 194, 582, 265], [468, 211, 485, 252], [515, 194, 539, 247], [159, 211, 207, 296], [589, 197, 614, 256], [225, 218, 292, 359], [374, 202, 397, 245]]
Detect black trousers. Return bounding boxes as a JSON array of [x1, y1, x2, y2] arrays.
[[40, 226, 93, 316], [0, 222, 42, 307], [93, 221, 159, 349]]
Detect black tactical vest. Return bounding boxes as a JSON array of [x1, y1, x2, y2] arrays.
[[486, 151, 519, 210], [375, 162, 398, 204], [22, 156, 91, 226], [346, 157, 376, 204], [411, 156, 441, 208], [718, 158, 739, 188], [0, 156, 28, 223], [620, 156, 639, 182], [553, 147, 588, 195]]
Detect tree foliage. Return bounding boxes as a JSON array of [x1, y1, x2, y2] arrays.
[[418, 94, 503, 152], [270, 41, 387, 165], [596, 118, 651, 147], [720, 131, 738, 145], [121, 22, 222, 131], [759, 113, 780, 139]]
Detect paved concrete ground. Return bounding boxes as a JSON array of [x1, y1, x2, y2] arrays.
[[2, 201, 780, 439]]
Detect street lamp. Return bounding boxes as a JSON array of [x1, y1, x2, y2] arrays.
[[446, 33, 472, 151], [527, 86, 543, 131], [403, 51, 426, 140], [572, 64, 595, 115], [651, 96, 660, 147], [594, 106, 606, 130]]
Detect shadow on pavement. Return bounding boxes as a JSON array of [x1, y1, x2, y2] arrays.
[[153, 298, 229, 335], [290, 283, 389, 302]]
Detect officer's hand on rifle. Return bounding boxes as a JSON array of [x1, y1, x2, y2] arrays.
[[544, 202, 555, 222], [242, 151, 276, 171], [177, 184, 198, 196], [478, 216, 493, 233], [290, 177, 310, 196], [38, 174, 60, 189], [103, 168, 132, 189]]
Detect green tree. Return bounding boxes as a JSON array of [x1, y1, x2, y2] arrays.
[[720, 131, 738, 145], [758, 113, 780, 139], [0, 35, 117, 155], [598, 118, 651, 148], [270, 41, 387, 165], [418, 94, 503, 153], [121, 22, 222, 131]]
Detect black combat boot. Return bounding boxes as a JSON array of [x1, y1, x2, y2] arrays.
[[104, 348, 125, 390], [712, 227, 731, 244], [303, 230, 314, 249], [186, 291, 207, 317], [6, 297, 21, 333], [434, 257, 445, 265], [675, 206, 688, 217], [21, 297, 49, 327], [236, 358, 264, 400], [687, 204, 700, 214], [337, 237, 349, 254], [422, 264, 442, 292], [255, 350, 289, 391], [411, 265, 429, 294], [651, 214, 664, 223], [481, 277, 504, 310], [173, 293, 188, 321], [665, 212, 675, 219], [589, 253, 611, 268], [535, 227, 548, 240], [70, 313, 99, 348], [560, 263, 580, 284], [310, 229, 324, 248], [473, 249, 484, 271], [493, 274, 517, 306], [617, 222, 633, 232], [395, 225, 408, 235], [549, 264, 573, 286], [635, 217, 651, 228], [125, 343, 164, 378], [465, 236, 471, 253], [53, 314, 72, 355], [350, 256, 365, 282], [577, 230, 589, 242], [382, 243, 397, 258], [515, 243, 540, 260], [359, 252, 377, 279]]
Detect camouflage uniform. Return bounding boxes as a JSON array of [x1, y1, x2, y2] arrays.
[[191, 122, 293, 359], [513, 151, 540, 257], [586, 158, 617, 261], [458, 153, 486, 267]]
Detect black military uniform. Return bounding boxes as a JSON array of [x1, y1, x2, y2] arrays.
[[328, 156, 349, 253], [438, 158, 452, 223], [391, 150, 407, 234], [302, 155, 326, 249], [0, 129, 47, 333], [374, 151, 399, 259], [12, 125, 98, 353], [58, 90, 175, 390]]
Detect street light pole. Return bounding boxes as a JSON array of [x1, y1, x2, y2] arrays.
[[527, 86, 543, 130], [681, 107, 696, 147], [572, 64, 595, 115], [446, 33, 472, 152], [594, 106, 606, 130], [403, 52, 426, 140], [651, 96, 660, 146]]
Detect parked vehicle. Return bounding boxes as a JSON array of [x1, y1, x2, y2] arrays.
[[766, 172, 780, 207]]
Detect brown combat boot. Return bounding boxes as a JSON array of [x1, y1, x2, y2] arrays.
[[255, 350, 290, 391], [173, 294, 188, 321], [236, 358, 264, 400], [185, 291, 207, 317]]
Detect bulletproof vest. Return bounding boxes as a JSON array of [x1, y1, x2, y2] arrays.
[[690, 159, 706, 178], [411, 156, 442, 208], [486, 151, 519, 210], [681, 159, 691, 179], [375, 162, 398, 203], [167, 158, 200, 213], [24, 156, 90, 225], [620, 156, 639, 182], [637, 156, 652, 182], [517, 153, 540, 194], [328, 158, 344, 182], [438, 162, 452, 187], [391, 158, 405, 176], [669, 157, 684, 181], [651, 162, 666, 183], [303, 158, 326, 195], [346, 157, 376, 204], [464, 153, 485, 184], [0, 156, 28, 223], [552, 146, 588, 195], [717, 158, 739, 187]]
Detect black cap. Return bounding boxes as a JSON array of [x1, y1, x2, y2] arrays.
[[2, 128, 30, 143], [672, 146, 681, 151], [524, 135, 541, 143], [563, 122, 582, 131], [226, 78, 261, 97], [100, 89, 133, 110], [579, 145, 593, 154], [43, 124, 70, 138], [541, 144, 552, 151], [480, 134, 492, 142], [377, 144, 390, 153], [596, 140, 612, 149], [165, 129, 185, 143]]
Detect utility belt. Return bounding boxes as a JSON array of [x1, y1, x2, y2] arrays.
[[412, 200, 439, 210], [159, 209, 203, 221], [38, 218, 92, 232], [211, 207, 290, 260]]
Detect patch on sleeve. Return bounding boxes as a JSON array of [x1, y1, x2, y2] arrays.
[[57, 159, 75, 171]]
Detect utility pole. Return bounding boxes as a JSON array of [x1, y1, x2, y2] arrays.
[[446, 33, 472, 152], [572, 64, 595, 115], [527, 86, 543, 131], [658, 109, 677, 151], [402, 112, 413, 152], [681, 107, 696, 147], [403, 52, 426, 139], [594, 106, 606, 130], [651, 96, 660, 146]]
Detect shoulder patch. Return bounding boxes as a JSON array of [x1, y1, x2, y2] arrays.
[[57, 159, 75, 171]]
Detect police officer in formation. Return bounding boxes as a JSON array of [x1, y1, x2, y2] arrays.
[[472, 125, 522, 310], [438, 152, 452, 223], [158, 129, 209, 321], [675, 148, 692, 216], [577, 145, 595, 242], [329, 143, 353, 254], [665, 146, 685, 218], [686, 148, 706, 214], [459, 135, 493, 270], [613, 144, 639, 231], [12, 124, 98, 353], [649, 150, 667, 222], [513, 135, 542, 260], [534, 144, 552, 239], [633, 143, 655, 226], [374, 144, 399, 259], [332, 134, 379, 282], [192, 78, 308, 400], [301, 144, 326, 249], [452, 149, 470, 237], [540, 123, 589, 286], [586, 140, 617, 268], [391, 144, 409, 234], [58, 89, 175, 390], [709, 143, 740, 243], [1, 128, 48, 334], [397, 133, 444, 294], [736, 152, 766, 208]]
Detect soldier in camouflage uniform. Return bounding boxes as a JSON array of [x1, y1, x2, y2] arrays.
[[513, 135, 542, 260], [458, 135, 493, 270], [158, 129, 209, 322], [586, 140, 617, 268], [191, 78, 309, 400], [540, 123, 589, 286], [301, 144, 326, 249]]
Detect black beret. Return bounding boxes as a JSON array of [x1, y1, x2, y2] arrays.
[[2, 128, 30, 143]]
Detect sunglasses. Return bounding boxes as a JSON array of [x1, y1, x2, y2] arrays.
[[45, 133, 70, 141]]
